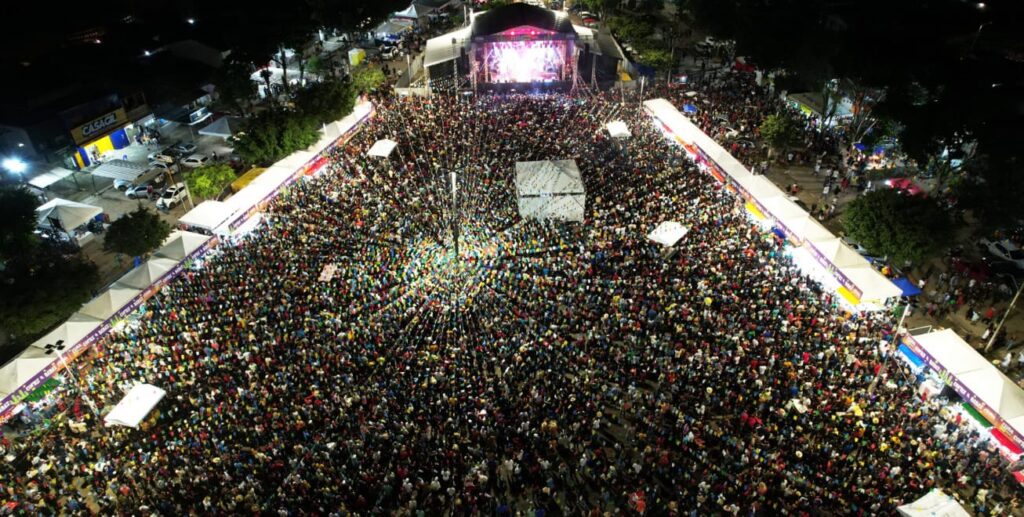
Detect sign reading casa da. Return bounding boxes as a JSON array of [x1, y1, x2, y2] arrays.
[[71, 108, 128, 146]]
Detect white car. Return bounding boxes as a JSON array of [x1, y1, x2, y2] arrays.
[[156, 183, 188, 210], [979, 238, 1024, 270], [181, 154, 210, 168]]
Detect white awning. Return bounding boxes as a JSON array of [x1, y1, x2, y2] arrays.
[[367, 139, 398, 157], [0, 352, 56, 396], [91, 159, 148, 181], [424, 27, 471, 67], [36, 198, 102, 231], [104, 383, 167, 428], [76, 286, 142, 321], [897, 489, 970, 517], [113, 257, 179, 290], [606, 121, 632, 139], [647, 221, 688, 247], [198, 116, 241, 139], [179, 200, 235, 231], [27, 313, 102, 352], [155, 231, 211, 261], [28, 167, 75, 189]]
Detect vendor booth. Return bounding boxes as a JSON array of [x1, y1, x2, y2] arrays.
[[179, 201, 235, 235], [642, 97, 900, 308], [35, 198, 103, 246]]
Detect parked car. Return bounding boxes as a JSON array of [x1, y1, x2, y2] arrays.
[[978, 237, 1024, 270], [125, 181, 158, 200], [181, 154, 210, 168], [148, 160, 179, 174], [885, 177, 925, 197], [149, 148, 176, 164], [841, 237, 887, 264], [113, 178, 134, 191], [171, 142, 197, 155], [379, 45, 399, 60], [156, 183, 188, 210]]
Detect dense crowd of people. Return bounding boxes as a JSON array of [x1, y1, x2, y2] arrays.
[[1, 78, 1022, 515]]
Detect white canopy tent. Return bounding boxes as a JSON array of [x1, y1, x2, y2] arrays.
[[393, 3, 434, 20], [957, 368, 1024, 423], [273, 151, 316, 171], [809, 238, 872, 269], [647, 221, 688, 247], [76, 286, 142, 321], [0, 353, 56, 396], [35, 198, 102, 231], [28, 167, 76, 189], [103, 383, 167, 428], [154, 231, 211, 261], [896, 489, 970, 517], [179, 200, 235, 232], [605, 121, 632, 139], [424, 27, 471, 68], [27, 314, 102, 351], [367, 139, 398, 158], [198, 116, 242, 139], [515, 160, 587, 223], [909, 329, 990, 376], [113, 258, 179, 290], [643, 97, 900, 307], [90, 159, 148, 181], [375, 19, 414, 40]]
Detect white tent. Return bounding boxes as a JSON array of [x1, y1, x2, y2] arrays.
[[515, 160, 586, 223], [374, 19, 414, 40], [179, 200, 235, 232], [367, 139, 398, 158], [155, 231, 211, 261], [896, 489, 969, 517], [103, 383, 167, 428], [0, 353, 56, 396], [842, 265, 904, 303], [28, 167, 76, 189], [606, 121, 632, 139], [733, 174, 784, 203], [198, 116, 242, 139], [809, 238, 871, 269], [957, 368, 1024, 422], [393, 3, 434, 20], [424, 27, 471, 67], [273, 151, 316, 171], [910, 329, 990, 376], [28, 314, 102, 351], [113, 258, 179, 290], [35, 198, 102, 231], [91, 159, 148, 181], [76, 286, 142, 321], [648, 221, 688, 247]]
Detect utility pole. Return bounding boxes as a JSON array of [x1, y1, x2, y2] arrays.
[[869, 299, 911, 394], [986, 280, 1024, 352]]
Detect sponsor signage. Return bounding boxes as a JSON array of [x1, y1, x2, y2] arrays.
[[71, 108, 128, 145], [0, 236, 218, 423]]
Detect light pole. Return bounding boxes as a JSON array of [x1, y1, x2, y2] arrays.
[[869, 298, 912, 394], [450, 170, 459, 259], [985, 280, 1024, 353], [969, 22, 992, 55]]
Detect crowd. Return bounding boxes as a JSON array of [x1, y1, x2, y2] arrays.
[[1, 81, 1023, 515]]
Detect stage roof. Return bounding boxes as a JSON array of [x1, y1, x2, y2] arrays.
[[425, 27, 472, 67], [471, 4, 575, 39]]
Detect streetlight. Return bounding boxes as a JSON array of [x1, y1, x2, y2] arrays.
[[2, 157, 27, 174], [186, 18, 196, 25], [969, 22, 992, 54]]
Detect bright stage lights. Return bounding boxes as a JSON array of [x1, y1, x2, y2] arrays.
[[2, 157, 27, 174]]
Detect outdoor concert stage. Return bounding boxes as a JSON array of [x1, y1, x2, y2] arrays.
[[423, 3, 619, 93]]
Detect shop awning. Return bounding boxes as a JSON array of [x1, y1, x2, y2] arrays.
[[28, 167, 76, 189], [91, 159, 148, 181], [897, 344, 925, 369]]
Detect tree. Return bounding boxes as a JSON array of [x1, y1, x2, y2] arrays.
[[213, 58, 258, 114], [186, 164, 237, 200], [231, 109, 321, 166], [350, 66, 387, 95], [0, 250, 98, 347], [0, 186, 39, 263], [759, 114, 797, 159], [295, 79, 356, 125], [843, 189, 950, 266], [103, 206, 171, 258], [259, 69, 274, 105]]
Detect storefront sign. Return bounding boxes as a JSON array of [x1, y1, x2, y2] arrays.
[[71, 108, 127, 145]]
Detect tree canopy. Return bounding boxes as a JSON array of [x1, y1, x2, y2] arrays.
[[295, 79, 357, 125], [232, 109, 321, 166], [842, 189, 950, 266], [759, 114, 797, 155], [351, 66, 387, 95], [186, 164, 238, 200], [103, 206, 172, 258], [0, 186, 39, 263]]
